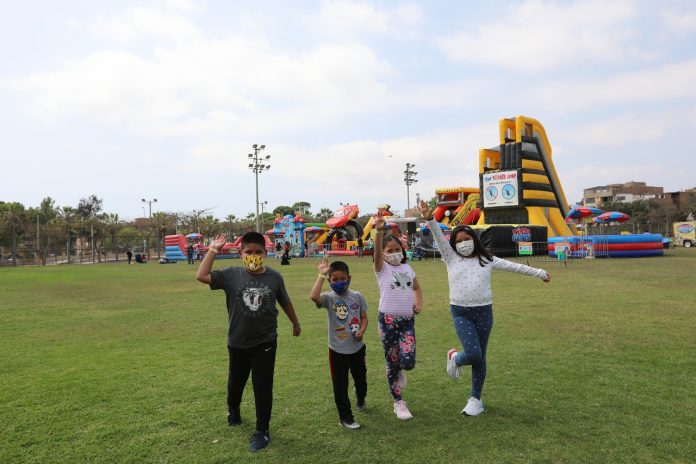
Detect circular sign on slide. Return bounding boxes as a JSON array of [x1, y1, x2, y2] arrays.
[[485, 186, 498, 201], [502, 183, 516, 200]]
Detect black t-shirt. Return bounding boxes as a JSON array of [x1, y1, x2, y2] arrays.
[[210, 266, 291, 348]]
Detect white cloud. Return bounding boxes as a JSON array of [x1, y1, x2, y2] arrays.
[[660, 8, 696, 34], [186, 124, 494, 213], [532, 58, 696, 111], [313, 0, 423, 38], [84, 6, 199, 43], [2, 33, 394, 137], [557, 114, 670, 148], [437, 0, 638, 71]]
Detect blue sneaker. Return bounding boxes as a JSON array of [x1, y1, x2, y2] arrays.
[[250, 430, 271, 452]]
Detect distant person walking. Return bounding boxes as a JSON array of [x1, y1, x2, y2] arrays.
[[187, 243, 195, 265], [126, 249, 133, 265]]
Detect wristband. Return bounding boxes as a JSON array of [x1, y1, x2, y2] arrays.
[[208, 247, 219, 254], [318, 273, 328, 280]]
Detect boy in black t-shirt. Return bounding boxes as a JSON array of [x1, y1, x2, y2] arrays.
[[196, 232, 301, 452]]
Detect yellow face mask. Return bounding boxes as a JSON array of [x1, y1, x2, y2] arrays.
[[243, 254, 264, 272]]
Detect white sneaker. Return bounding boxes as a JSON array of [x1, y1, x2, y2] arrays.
[[393, 400, 413, 420], [461, 397, 484, 416], [339, 419, 361, 429], [397, 369, 408, 390], [446, 349, 462, 380]]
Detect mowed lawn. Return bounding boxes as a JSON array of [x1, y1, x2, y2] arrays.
[[1, 250, 695, 464]]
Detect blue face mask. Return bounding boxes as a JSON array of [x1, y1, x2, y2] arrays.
[[329, 280, 350, 294]]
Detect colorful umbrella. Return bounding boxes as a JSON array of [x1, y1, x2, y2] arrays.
[[595, 211, 630, 223], [420, 222, 449, 231], [186, 233, 203, 239], [565, 206, 603, 222]]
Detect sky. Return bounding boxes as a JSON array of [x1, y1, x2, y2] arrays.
[[2, 0, 696, 221]]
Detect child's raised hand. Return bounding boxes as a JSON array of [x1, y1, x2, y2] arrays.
[[316, 258, 330, 276], [373, 210, 385, 230], [211, 234, 228, 249], [419, 200, 433, 220]]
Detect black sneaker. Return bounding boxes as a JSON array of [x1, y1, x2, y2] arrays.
[[227, 409, 242, 426], [356, 398, 366, 411], [250, 430, 271, 452]]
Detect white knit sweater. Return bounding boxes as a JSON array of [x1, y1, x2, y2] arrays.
[[427, 219, 549, 306]]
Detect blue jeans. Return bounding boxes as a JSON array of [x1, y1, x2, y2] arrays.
[[450, 304, 493, 400]]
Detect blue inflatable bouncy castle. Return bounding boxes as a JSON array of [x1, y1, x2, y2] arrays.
[[548, 234, 664, 258], [164, 234, 188, 261], [273, 214, 306, 257]]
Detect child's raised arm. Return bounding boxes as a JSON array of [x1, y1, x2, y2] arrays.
[[419, 200, 455, 262], [372, 211, 386, 272], [310, 258, 330, 306], [196, 234, 228, 284]]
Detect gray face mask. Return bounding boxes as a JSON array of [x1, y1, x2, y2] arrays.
[[456, 240, 475, 256]]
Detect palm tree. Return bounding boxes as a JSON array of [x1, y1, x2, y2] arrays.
[[317, 208, 334, 221], [104, 213, 121, 260], [57, 206, 77, 264], [225, 214, 236, 239]]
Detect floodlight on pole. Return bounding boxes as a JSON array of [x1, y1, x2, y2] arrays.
[[404, 163, 418, 213], [248, 144, 271, 232]]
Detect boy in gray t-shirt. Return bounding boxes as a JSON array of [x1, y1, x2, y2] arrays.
[[310, 259, 368, 430]]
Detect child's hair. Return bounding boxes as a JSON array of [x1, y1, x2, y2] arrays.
[[328, 260, 350, 276], [382, 234, 408, 264], [449, 225, 493, 267], [241, 231, 266, 250]]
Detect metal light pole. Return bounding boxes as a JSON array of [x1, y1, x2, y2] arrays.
[[142, 198, 157, 258], [248, 144, 271, 233], [259, 201, 268, 232], [404, 163, 418, 213]]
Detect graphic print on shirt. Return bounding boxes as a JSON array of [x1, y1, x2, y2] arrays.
[[333, 299, 349, 323], [241, 286, 272, 313], [391, 271, 413, 290], [349, 316, 361, 336]]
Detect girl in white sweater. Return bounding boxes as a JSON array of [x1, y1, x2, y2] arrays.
[[419, 200, 550, 417]]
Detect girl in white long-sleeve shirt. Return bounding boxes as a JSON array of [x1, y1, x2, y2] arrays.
[[419, 200, 550, 417]]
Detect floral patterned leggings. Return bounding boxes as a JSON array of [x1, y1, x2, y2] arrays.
[[378, 313, 416, 401]]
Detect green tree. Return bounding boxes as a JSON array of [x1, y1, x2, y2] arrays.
[[292, 201, 311, 216], [273, 205, 294, 217]]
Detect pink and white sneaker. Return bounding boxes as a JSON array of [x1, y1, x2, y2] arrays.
[[446, 349, 462, 380], [393, 400, 413, 420]]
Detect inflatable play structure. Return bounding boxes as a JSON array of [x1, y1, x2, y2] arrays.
[[164, 234, 188, 261], [548, 234, 664, 258], [433, 187, 482, 228], [420, 115, 663, 258], [477, 116, 577, 238], [271, 213, 306, 257], [323, 204, 399, 256]]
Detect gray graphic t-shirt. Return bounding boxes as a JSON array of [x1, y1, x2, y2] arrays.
[[317, 289, 367, 354], [210, 267, 290, 349]]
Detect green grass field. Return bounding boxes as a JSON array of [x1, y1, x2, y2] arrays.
[[1, 250, 695, 463]]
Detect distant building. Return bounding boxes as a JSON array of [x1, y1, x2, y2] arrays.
[[654, 187, 696, 211], [582, 181, 663, 206]]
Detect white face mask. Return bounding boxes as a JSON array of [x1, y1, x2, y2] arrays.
[[456, 240, 475, 256], [383, 252, 403, 265]]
